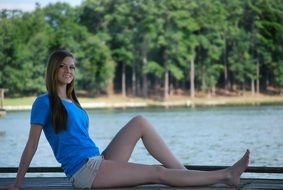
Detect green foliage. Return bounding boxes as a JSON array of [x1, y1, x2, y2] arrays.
[[77, 34, 115, 94], [143, 61, 164, 78], [205, 64, 224, 88], [274, 61, 283, 87]]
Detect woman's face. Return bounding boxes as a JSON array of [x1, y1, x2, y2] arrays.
[[57, 56, 75, 85]]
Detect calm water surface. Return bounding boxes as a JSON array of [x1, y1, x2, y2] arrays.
[[0, 105, 282, 178]]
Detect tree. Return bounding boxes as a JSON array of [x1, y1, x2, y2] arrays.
[[78, 33, 115, 96], [44, 2, 81, 51], [170, 0, 199, 98], [220, 0, 243, 91], [194, 0, 225, 95], [274, 62, 283, 95], [79, 0, 115, 95], [0, 10, 27, 96], [20, 6, 50, 95], [106, 1, 135, 97]]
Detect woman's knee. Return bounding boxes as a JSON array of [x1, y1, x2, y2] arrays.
[[130, 115, 154, 136], [131, 115, 147, 128], [132, 115, 146, 123]]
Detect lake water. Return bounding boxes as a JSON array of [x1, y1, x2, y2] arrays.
[[0, 105, 283, 178]]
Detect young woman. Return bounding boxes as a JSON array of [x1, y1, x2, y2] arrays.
[[9, 50, 250, 189]]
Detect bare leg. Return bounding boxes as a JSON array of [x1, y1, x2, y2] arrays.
[[102, 115, 185, 169], [93, 150, 250, 188]]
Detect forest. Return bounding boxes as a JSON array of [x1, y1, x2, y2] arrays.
[[0, 0, 282, 98]]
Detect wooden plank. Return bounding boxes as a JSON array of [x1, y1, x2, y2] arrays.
[[1, 178, 283, 190], [0, 167, 64, 173], [185, 166, 283, 173], [242, 178, 283, 190], [1, 166, 282, 189], [0, 177, 72, 190]]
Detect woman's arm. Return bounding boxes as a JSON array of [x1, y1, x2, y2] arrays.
[[9, 124, 43, 189]]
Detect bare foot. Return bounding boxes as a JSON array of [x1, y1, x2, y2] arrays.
[[224, 149, 250, 186]]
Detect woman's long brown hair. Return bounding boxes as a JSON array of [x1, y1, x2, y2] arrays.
[[45, 50, 82, 133]]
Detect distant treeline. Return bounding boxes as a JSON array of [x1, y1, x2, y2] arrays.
[[0, 0, 282, 98]]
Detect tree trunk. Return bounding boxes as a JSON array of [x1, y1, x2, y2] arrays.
[[122, 63, 126, 97], [242, 81, 245, 96], [137, 77, 141, 97], [0, 89, 6, 109], [164, 69, 169, 100], [132, 62, 136, 97], [232, 83, 237, 91], [163, 46, 169, 100], [251, 79, 255, 96], [201, 65, 206, 92], [170, 78, 174, 96], [256, 59, 260, 95], [142, 57, 148, 98], [142, 75, 148, 98], [212, 85, 216, 96], [190, 58, 195, 98], [106, 80, 113, 96], [223, 36, 229, 91]]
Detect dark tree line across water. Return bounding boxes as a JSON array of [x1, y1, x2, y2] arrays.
[[0, 0, 283, 98]]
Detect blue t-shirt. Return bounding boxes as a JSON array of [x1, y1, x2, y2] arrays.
[[30, 93, 100, 178]]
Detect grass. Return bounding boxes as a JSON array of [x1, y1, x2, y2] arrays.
[[3, 96, 37, 106], [2, 94, 283, 108], [2, 95, 152, 106], [78, 95, 151, 103]]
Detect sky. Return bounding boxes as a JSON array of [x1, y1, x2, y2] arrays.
[[0, 0, 83, 12]]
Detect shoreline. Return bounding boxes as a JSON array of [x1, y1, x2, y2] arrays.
[[3, 95, 283, 111]]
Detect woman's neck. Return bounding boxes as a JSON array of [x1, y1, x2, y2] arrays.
[[57, 85, 68, 99]]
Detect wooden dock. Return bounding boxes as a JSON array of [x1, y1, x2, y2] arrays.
[[1, 177, 283, 190], [0, 166, 283, 189]]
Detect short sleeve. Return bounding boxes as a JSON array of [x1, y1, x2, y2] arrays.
[[30, 94, 50, 127]]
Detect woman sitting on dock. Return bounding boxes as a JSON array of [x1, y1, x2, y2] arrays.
[[9, 50, 250, 189]]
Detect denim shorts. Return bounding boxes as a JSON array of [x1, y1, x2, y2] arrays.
[[70, 156, 104, 188]]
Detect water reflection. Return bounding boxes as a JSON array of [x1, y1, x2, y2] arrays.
[[0, 131, 5, 137]]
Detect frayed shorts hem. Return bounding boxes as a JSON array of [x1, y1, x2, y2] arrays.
[[70, 155, 103, 189]]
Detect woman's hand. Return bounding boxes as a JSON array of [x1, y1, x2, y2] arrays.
[[7, 184, 19, 190]]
